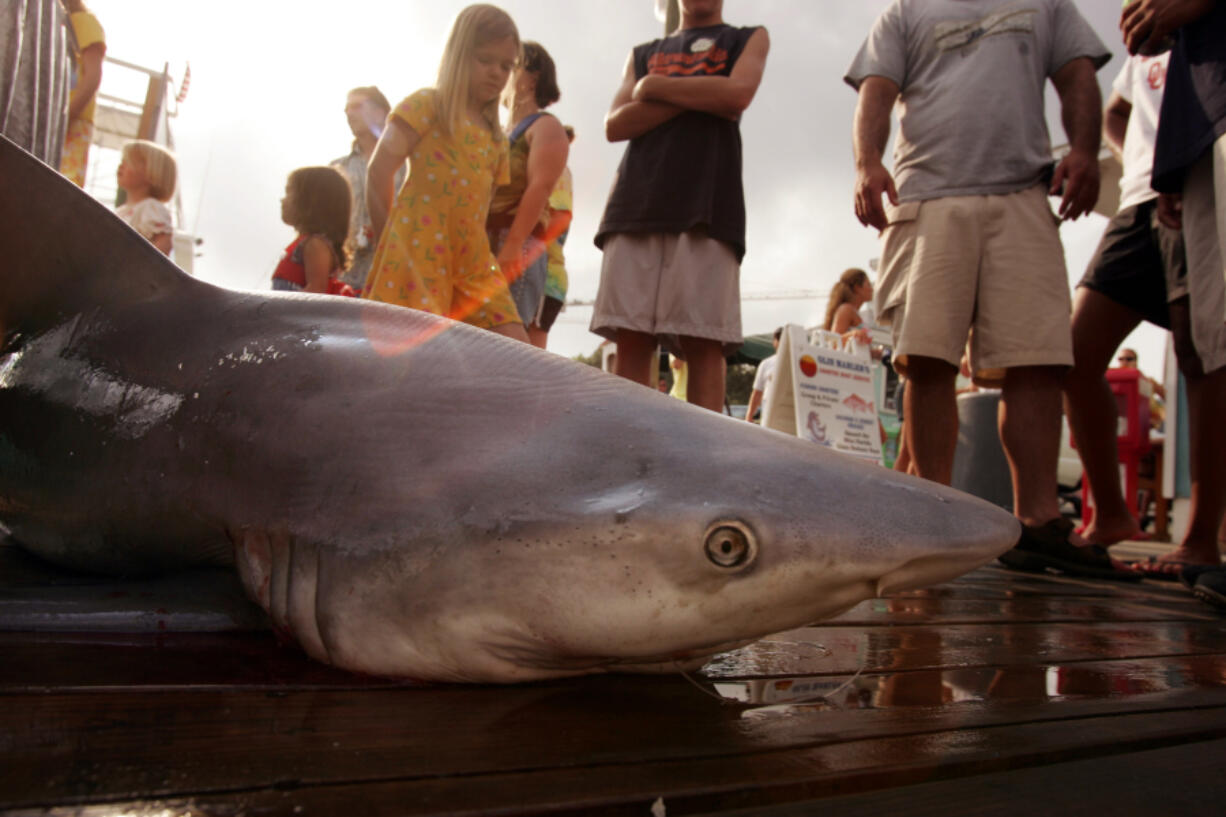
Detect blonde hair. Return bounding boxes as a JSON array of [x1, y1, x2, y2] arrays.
[[823, 268, 870, 331], [436, 4, 519, 142], [122, 140, 178, 202]]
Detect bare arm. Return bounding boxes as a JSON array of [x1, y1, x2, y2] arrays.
[[852, 75, 900, 231], [1157, 192, 1182, 229], [150, 231, 173, 257], [496, 116, 570, 278], [68, 43, 105, 120], [1121, 0, 1217, 54], [745, 388, 764, 422], [1103, 91, 1132, 160], [301, 236, 334, 294], [605, 52, 685, 142], [366, 117, 419, 241], [1049, 57, 1102, 221], [632, 28, 770, 121]]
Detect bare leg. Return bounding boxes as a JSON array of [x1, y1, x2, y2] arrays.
[[1062, 287, 1145, 544], [903, 356, 958, 485], [678, 335, 726, 413], [527, 325, 549, 349], [613, 329, 657, 387], [1000, 365, 1065, 529], [1156, 298, 1226, 569], [491, 323, 531, 344], [893, 422, 911, 473]]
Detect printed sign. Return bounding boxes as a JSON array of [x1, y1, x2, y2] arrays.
[[763, 325, 883, 464]]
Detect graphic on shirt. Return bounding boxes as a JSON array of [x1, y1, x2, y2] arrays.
[[934, 7, 1036, 54], [647, 44, 729, 76], [1146, 59, 1166, 90]]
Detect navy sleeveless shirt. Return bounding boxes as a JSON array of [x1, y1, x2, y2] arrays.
[[595, 24, 759, 263]]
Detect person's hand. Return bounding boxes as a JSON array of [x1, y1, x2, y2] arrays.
[[1050, 147, 1100, 221], [1121, 0, 1214, 55], [854, 162, 898, 232], [497, 240, 525, 283], [1157, 192, 1182, 230]]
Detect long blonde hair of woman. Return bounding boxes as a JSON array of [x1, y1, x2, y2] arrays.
[[823, 267, 870, 331]]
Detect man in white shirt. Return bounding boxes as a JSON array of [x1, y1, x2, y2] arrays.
[[1063, 53, 1184, 563], [744, 327, 781, 423]]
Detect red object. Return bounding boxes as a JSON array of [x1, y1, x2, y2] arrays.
[[328, 280, 358, 298], [1076, 368, 1152, 529], [272, 237, 308, 289]]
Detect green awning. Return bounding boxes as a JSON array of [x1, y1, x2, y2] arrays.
[[728, 333, 776, 365]]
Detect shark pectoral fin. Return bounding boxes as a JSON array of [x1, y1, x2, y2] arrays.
[[232, 527, 272, 610]]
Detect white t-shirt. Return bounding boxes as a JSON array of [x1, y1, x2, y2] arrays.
[[844, 0, 1110, 202], [1114, 53, 1170, 212], [753, 353, 778, 396], [753, 353, 779, 425], [116, 198, 173, 243]]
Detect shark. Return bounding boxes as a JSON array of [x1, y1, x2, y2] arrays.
[[0, 135, 1021, 683]]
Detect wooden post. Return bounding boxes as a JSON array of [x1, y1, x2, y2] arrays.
[[136, 62, 169, 141], [665, 0, 679, 34]]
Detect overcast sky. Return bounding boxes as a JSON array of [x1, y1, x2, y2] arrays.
[[84, 0, 1168, 374]]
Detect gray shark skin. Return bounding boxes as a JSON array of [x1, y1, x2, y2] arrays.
[[0, 136, 1021, 683]]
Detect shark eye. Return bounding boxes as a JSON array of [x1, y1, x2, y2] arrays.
[[704, 524, 755, 569]]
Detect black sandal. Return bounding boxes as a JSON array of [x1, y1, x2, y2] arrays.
[[998, 518, 1142, 582]]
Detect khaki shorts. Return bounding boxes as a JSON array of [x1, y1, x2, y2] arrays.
[[590, 230, 742, 357], [1181, 134, 1226, 375], [875, 185, 1073, 388]]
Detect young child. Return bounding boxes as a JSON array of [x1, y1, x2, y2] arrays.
[[272, 166, 352, 295], [363, 4, 529, 343], [115, 140, 176, 257]]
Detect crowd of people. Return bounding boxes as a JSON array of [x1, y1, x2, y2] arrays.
[[3, 0, 1224, 608], [844, 0, 1226, 605]]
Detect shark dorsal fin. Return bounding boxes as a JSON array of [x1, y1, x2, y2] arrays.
[[1, 134, 199, 341]]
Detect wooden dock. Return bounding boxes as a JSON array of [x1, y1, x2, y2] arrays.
[[3, 543, 1226, 816]]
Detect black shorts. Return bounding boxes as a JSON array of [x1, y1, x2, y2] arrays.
[[533, 295, 564, 332], [1077, 199, 1185, 330]]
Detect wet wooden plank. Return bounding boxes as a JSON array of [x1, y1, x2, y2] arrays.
[[7, 706, 1226, 815], [4, 615, 1225, 691], [826, 593, 1217, 625], [688, 738, 1226, 817], [4, 676, 1226, 808], [0, 632, 405, 691], [706, 619, 1226, 677]]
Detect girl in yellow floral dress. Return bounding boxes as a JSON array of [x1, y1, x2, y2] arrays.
[[364, 4, 528, 343]]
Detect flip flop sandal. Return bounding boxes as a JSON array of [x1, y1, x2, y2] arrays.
[[1128, 556, 1199, 582]]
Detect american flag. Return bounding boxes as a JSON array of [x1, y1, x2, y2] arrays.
[[175, 62, 191, 104]]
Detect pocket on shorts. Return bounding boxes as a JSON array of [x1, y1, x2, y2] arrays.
[[877, 202, 921, 324]]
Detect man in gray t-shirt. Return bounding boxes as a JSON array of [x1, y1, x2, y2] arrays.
[[846, 0, 1137, 582]]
